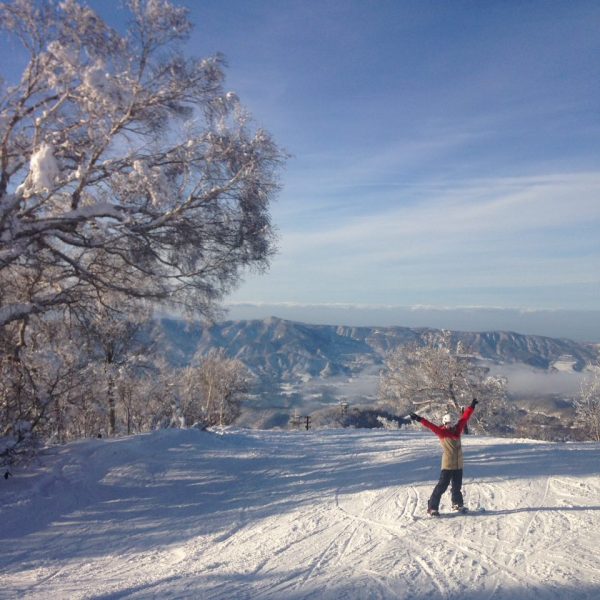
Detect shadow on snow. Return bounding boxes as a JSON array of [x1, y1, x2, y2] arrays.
[[1, 429, 598, 574]]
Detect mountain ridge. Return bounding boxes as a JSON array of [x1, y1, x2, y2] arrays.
[[155, 316, 599, 385]]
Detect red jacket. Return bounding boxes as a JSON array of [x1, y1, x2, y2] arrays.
[[420, 406, 474, 469]]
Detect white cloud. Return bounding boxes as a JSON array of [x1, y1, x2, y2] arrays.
[[233, 169, 600, 310], [282, 171, 600, 248]]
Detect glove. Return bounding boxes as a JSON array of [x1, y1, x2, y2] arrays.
[[410, 413, 422, 422], [470, 398, 479, 409]]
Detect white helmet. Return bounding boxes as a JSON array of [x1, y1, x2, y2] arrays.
[[442, 413, 453, 425]]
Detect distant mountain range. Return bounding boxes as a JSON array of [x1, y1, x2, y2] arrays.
[[155, 317, 599, 386]]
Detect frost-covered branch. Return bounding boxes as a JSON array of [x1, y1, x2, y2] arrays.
[[379, 330, 513, 432], [0, 0, 285, 329], [574, 367, 600, 441]]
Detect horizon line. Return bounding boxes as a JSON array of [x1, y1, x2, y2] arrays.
[[224, 302, 600, 314]]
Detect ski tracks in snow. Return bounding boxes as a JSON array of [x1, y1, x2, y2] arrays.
[[2, 430, 600, 600]]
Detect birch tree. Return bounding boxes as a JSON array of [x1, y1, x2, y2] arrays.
[[0, 0, 284, 331], [74, 303, 151, 435], [0, 315, 89, 457], [574, 368, 600, 441], [379, 330, 511, 431], [180, 348, 251, 427]]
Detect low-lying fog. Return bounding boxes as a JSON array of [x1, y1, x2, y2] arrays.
[[284, 363, 593, 411], [490, 364, 589, 397]]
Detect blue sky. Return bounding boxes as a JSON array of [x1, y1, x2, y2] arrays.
[[175, 0, 600, 316], [2, 1, 599, 335]]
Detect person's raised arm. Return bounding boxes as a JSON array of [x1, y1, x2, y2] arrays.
[[457, 399, 478, 434], [412, 413, 445, 436]]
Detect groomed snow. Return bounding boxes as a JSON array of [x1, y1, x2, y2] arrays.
[[1, 428, 599, 599]]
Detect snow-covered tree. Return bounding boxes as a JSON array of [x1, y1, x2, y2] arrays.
[[180, 348, 251, 427], [73, 303, 151, 435], [574, 368, 600, 441], [0, 315, 90, 457], [0, 302, 164, 452], [0, 0, 284, 332], [379, 330, 512, 432], [115, 371, 149, 435]]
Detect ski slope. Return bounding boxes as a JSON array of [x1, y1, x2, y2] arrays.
[[1, 428, 599, 600]]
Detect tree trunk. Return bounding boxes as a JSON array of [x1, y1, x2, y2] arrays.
[[107, 364, 116, 436]]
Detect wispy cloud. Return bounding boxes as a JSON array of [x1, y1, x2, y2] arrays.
[[177, 0, 600, 322], [234, 169, 600, 310], [280, 171, 600, 252]]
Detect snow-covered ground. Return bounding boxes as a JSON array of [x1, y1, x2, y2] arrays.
[[1, 428, 599, 600]]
